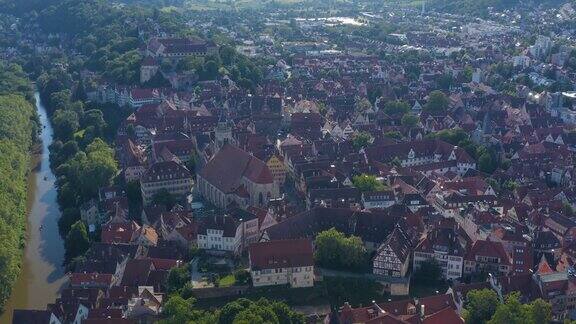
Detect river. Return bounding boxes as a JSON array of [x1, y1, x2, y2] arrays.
[[0, 92, 66, 323]]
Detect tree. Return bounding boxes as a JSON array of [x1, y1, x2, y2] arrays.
[[503, 180, 518, 192], [486, 293, 552, 324], [153, 188, 177, 210], [383, 100, 410, 115], [234, 269, 251, 285], [437, 73, 454, 90], [487, 293, 526, 324], [126, 181, 143, 219], [413, 259, 442, 285], [58, 207, 80, 237], [352, 174, 385, 192], [355, 97, 372, 112], [185, 152, 197, 174], [201, 60, 220, 80], [383, 131, 403, 140], [52, 109, 79, 141], [527, 298, 552, 324], [82, 109, 107, 136], [315, 228, 367, 271], [352, 132, 372, 150], [82, 138, 118, 196], [401, 114, 419, 128], [166, 265, 191, 293], [234, 304, 278, 324], [219, 300, 247, 324], [429, 128, 469, 146], [424, 90, 449, 115], [176, 56, 203, 72], [142, 70, 171, 88], [0, 93, 37, 310], [220, 45, 237, 66], [323, 277, 383, 308], [367, 87, 383, 104], [476, 146, 498, 173], [218, 298, 303, 324], [464, 289, 500, 324], [160, 295, 204, 324], [478, 152, 497, 174], [64, 221, 90, 262]]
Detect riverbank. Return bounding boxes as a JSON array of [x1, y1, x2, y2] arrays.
[[0, 92, 66, 323]]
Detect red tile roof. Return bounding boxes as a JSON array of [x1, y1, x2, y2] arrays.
[[422, 307, 464, 324], [69, 273, 113, 287], [199, 144, 274, 194], [101, 221, 140, 244], [249, 239, 313, 270], [146, 258, 181, 271], [465, 240, 511, 265]]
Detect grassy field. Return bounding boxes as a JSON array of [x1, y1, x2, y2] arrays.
[[218, 274, 236, 287]]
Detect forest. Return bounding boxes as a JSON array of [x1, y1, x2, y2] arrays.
[[0, 63, 38, 311]]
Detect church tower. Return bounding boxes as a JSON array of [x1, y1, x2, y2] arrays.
[[215, 113, 233, 151]]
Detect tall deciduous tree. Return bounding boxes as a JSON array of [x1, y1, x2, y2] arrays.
[[488, 293, 551, 324], [383, 100, 410, 115], [464, 289, 500, 324], [352, 132, 372, 150], [315, 228, 367, 271], [64, 221, 90, 262], [424, 90, 450, 115], [401, 113, 419, 128]]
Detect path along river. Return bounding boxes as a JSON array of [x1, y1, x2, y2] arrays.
[[0, 91, 66, 323]]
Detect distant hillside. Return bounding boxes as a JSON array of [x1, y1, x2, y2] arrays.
[[428, 0, 569, 15]]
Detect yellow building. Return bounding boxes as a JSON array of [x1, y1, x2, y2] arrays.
[[266, 154, 287, 186]]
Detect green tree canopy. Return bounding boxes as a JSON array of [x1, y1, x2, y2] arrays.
[[64, 221, 90, 262], [352, 132, 373, 150], [464, 289, 500, 324], [52, 109, 79, 141], [488, 293, 551, 324], [383, 100, 410, 115], [153, 188, 177, 210], [352, 174, 385, 192], [315, 228, 368, 271], [401, 113, 419, 128], [355, 97, 372, 112], [424, 90, 450, 115], [0, 93, 37, 310]]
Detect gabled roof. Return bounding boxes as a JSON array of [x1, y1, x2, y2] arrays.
[[465, 240, 511, 265], [377, 227, 412, 263], [199, 144, 274, 193], [422, 307, 464, 324], [263, 206, 406, 244], [249, 239, 313, 270], [141, 160, 191, 184], [69, 273, 114, 287], [198, 215, 240, 237], [536, 255, 554, 274], [121, 259, 153, 287]]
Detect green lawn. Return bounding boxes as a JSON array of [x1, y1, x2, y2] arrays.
[[218, 274, 236, 287]]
